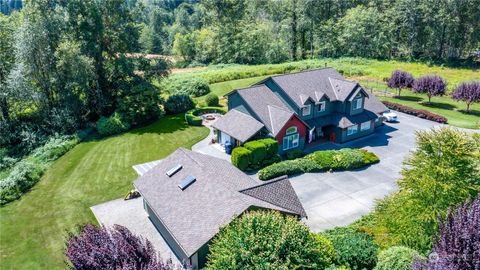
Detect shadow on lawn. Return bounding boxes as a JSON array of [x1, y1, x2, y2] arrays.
[[421, 101, 457, 110], [394, 96, 423, 102], [458, 109, 480, 116]]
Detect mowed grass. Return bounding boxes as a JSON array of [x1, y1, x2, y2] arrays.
[[0, 115, 209, 269]]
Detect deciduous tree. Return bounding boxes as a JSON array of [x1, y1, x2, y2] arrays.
[[413, 75, 447, 103], [452, 81, 480, 112], [387, 70, 415, 96]]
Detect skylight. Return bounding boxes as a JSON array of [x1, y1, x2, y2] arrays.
[[178, 175, 196, 190], [166, 164, 182, 177]]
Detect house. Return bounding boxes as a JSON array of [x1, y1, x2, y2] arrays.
[[212, 68, 388, 154], [133, 148, 306, 269]]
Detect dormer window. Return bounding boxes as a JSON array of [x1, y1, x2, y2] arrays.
[[353, 97, 363, 110], [317, 101, 326, 112], [302, 104, 311, 116]]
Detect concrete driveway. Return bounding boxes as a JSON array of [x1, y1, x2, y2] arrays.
[[292, 112, 441, 231]]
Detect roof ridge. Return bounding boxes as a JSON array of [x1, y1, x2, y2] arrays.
[[329, 76, 357, 84], [269, 67, 335, 79], [239, 175, 289, 192], [267, 106, 276, 135]]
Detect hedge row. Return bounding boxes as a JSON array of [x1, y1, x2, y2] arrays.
[[258, 148, 379, 180], [0, 135, 79, 205], [185, 107, 227, 126], [382, 101, 448, 124], [231, 138, 281, 171]]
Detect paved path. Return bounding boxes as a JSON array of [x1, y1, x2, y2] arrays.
[[292, 112, 443, 231], [191, 115, 230, 161]]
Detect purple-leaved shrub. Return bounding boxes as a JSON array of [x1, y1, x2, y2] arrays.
[[412, 197, 480, 270]]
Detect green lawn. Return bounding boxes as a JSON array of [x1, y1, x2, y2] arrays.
[[0, 115, 209, 269], [360, 80, 480, 129]]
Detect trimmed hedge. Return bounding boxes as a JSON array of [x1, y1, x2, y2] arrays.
[[256, 138, 278, 156], [244, 141, 267, 165], [374, 246, 421, 270], [231, 147, 251, 171], [259, 148, 380, 180], [286, 149, 304, 160], [383, 101, 448, 123], [185, 106, 227, 126], [231, 138, 281, 171], [324, 227, 379, 270]]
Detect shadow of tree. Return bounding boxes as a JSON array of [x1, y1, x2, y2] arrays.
[[394, 96, 423, 102], [421, 102, 457, 110], [458, 109, 480, 116]]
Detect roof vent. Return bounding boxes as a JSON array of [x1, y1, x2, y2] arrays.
[[178, 175, 196, 190], [166, 164, 182, 177]]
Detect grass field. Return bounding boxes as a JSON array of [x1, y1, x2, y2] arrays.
[[0, 115, 209, 269]]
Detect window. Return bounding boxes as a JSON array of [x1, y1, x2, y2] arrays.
[[347, 125, 358, 136], [302, 105, 311, 116], [360, 121, 371, 131], [283, 126, 299, 150], [317, 101, 326, 112], [283, 133, 299, 150], [353, 98, 363, 110]]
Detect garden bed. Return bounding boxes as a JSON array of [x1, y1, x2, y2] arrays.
[[258, 148, 379, 180]]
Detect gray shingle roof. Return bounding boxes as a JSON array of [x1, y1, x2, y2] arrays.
[[306, 110, 379, 128], [364, 91, 388, 114], [235, 85, 295, 136], [211, 109, 264, 143], [133, 148, 305, 257], [240, 175, 307, 217]]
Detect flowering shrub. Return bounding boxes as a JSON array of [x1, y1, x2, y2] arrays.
[[382, 101, 447, 123], [66, 224, 176, 270]]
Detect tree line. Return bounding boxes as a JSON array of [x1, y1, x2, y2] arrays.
[[137, 0, 480, 65], [0, 0, 167, 156]]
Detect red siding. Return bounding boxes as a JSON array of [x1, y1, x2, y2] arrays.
[[275, 115, 307, 144]]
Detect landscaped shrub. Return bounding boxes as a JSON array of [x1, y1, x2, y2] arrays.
[[96, 112, 131, 136], [205, 93, 219, 106], [256, 138, 279, 156], [382, 101, 448, 123], [258, 159, 321, 180], [286, 149, 304, 160], [244, 141, 267, 166], [66, 224, 175, 269], [374, 246, 421, 270], [259, 148, 379, 180], [324, 227, 379, 270], [312, 233, 337, 268], [164, 94, 195, 114], [207, 211, 333, 269], [231, 147, 251, 171], [185, 107, 227, 126]]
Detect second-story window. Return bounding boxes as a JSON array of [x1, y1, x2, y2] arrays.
[[353, 98, 363, 110], [317, 101, 326, 112], [302, 104, 311, 116]]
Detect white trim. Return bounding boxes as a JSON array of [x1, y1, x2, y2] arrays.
[[302, 104, 311, 116], [353, 98, 363, 110], [360, 121, 371, 131], [347, 125, 358, 136], [317, 101, 326, 112], [283, 133, 299, 150]]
